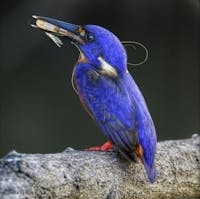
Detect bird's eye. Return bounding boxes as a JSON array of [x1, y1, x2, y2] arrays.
[[86, 33, 94, 42]]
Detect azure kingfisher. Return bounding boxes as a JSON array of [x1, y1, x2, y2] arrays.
[[31, 16, 157, 183]]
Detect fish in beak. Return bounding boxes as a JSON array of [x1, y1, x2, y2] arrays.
[[31, 15, 85, 47]]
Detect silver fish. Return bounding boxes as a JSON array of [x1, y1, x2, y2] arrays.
[[45, 32, 63, 47]]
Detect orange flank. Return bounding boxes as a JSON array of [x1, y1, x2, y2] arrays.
[[134, 144, 144, 163]]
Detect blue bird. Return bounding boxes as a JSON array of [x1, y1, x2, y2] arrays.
[[32, 16, 157, 183]]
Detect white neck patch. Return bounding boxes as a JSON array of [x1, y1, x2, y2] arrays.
[[98, 56, 118, 77]]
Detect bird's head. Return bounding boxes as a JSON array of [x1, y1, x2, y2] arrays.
[[32, 16, 127, 76]]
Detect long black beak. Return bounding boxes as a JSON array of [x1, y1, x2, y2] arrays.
[[31, 15, 85, 45]]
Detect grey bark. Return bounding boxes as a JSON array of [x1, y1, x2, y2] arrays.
[[0, 135, 200, 199]]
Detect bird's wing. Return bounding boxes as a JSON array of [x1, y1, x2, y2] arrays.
[[75, 65, 157, 182], [76, 67, 139, 158]]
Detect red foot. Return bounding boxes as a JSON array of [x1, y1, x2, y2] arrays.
[[85, 141, 113, 151]]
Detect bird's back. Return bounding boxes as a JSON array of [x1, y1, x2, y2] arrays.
[[74, 62, 157, 182]]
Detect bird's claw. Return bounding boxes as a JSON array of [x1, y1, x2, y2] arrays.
[[85, 141, 114, 151]]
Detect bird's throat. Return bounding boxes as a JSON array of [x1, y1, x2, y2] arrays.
[[72, 42, 88, 63], [78, 51, 88, 63]]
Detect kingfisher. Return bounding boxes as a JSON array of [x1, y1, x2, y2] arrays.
[[31, 16, 157, 183]]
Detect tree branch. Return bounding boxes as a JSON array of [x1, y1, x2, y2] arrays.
[[0, 135, 200, 199]]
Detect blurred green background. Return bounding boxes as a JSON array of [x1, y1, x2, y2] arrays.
[[0, 0, 199, 157]]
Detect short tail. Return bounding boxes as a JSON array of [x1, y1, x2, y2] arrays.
[[144, 162, 157, 183], [116, 147, 157, 183]]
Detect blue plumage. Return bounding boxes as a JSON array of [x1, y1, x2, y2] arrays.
[[80, 25, 127, 76], [74, 62, 157, 183], [32, 16, 157, 183]]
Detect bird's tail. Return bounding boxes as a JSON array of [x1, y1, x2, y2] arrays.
[[120, 149, 157, 183], [144, 161, 157, 183]]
